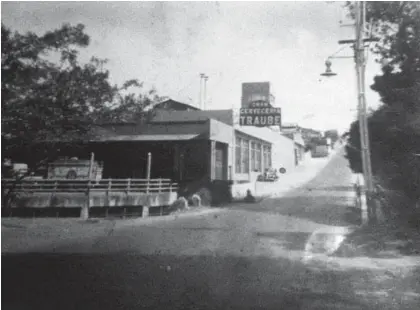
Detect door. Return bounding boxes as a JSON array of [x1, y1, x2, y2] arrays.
[[214, 143, 226, 180]]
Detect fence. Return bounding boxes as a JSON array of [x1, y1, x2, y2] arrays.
[[1, 178, 178, 194]]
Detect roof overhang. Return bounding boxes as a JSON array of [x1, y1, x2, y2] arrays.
[[92, 133, 202, 142]]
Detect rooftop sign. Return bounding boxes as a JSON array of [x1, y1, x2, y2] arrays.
[[239, 100, 281, 127]]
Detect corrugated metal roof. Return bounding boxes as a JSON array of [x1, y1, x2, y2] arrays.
[[94, 134, 201, 142], [234, 125, 294, 145], [151, 99, 200, 111], [151, 110, 233, 126]]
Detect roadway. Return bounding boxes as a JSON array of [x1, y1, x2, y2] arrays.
[[3, 148, 418, 310]]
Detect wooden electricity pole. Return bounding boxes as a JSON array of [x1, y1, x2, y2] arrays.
[[354, 1, 376, 224], [327, 1, 379, 224]]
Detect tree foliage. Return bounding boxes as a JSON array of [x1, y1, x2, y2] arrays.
[[94, 83, 166, 123], [344, 2, 420, 205], [1, 23, 162, 168]]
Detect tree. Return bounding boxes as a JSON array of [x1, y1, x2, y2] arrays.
[[1, 23, 163, 207], [93, 81, 166, 123], [344, 2, 420, 214], [1, 23, 115, 166], [2, 23, 163, 167]]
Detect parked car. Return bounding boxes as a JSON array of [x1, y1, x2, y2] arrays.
[[47, 158, 103, 180], [257, 167, 286, 182]]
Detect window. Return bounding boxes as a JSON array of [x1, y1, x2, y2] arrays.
[[242, 139, 249, 173], [263, 145, 272, 170], [251, 142, 256, 171], [235, 137, 241, 173], [256, 143, 262, 172], [235, 135, 251, 174], [235, 136, 268, 174]]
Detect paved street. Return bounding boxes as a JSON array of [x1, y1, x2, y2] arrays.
[[2, 148, 419, 310]]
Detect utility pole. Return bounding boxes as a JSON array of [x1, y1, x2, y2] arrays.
[[203, 75, 209, 110], [199, 73, 205, 109], [354, 1, 376, 224], [323, 1, 378, 224]]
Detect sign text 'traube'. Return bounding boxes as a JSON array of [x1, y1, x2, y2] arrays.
[[239, 100, 281, 127]]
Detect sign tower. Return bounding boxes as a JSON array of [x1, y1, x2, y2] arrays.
[[239, 82, 281, 127]]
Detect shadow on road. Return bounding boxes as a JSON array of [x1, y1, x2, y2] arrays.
[[231, 194, 361, 227], [335, 224, 420, 259], [255, 231, 310, 251], [2, 252, 384, 310]]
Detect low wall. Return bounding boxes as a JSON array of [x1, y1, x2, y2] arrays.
[[7, 191, 178, 208]]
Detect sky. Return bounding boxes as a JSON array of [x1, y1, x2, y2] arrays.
[[1, 1, 383, 133]]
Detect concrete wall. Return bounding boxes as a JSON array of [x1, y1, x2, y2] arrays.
[[8, 192, 178, 208], [272, 135, 296, 173]]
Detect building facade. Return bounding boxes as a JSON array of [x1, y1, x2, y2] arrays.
[[92, 100, 297, 186]]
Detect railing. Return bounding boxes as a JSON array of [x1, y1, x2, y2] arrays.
[[1, 178, 178, 194]]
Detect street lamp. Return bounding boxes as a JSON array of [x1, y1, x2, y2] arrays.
[[320, 59, 337, 77]]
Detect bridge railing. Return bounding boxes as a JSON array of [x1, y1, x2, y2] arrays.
[[1, 178, 178, 194]]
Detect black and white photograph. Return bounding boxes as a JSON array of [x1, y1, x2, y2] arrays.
[[1, 1, 420, 309]]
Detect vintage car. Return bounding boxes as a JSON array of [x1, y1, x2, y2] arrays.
[[257, 167, 286, 182], [47, 158, 103, 180]]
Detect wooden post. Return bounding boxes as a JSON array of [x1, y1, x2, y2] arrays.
[[127, 178, 131, 193], [158, 179, 162, 193], [146, 152, 152, 194], [146, 152, 152, 180], [81, 152, 94, 220], [106, 179, 111, 209]]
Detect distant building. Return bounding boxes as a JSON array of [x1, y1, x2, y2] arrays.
[[280, 123, 300, 134], [280, 125, 306, 166]]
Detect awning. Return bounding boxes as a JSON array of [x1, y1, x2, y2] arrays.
[[94, 134, 202, 142]]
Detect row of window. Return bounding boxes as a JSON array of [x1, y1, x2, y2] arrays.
[[235, 137, 272, 174]]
